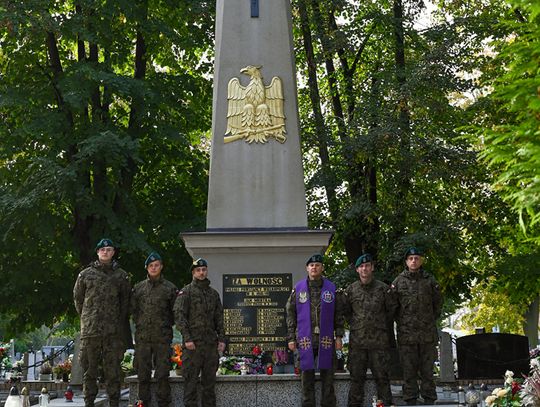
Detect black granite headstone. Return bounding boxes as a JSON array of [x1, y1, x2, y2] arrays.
[[456, 333, 529, 379]]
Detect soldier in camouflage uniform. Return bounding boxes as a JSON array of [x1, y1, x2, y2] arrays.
[[286, 254, 345, 407], [174, 258, 226, 407], [131, 252, 177, 407], [391, 247, 443, 405], [343, 253, 397, 407], [73, 238, 132, 407]]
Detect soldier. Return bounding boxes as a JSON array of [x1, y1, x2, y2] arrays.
[[286, 254, 344, 407], [73, 238, 132, 407], [392, 247, 443, 405], [174, 258, 226, 407], [131, 252, 177, 407], [343, 253, 397, 407]]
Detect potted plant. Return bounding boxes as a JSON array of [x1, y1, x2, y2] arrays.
[[53, 359, 72, 382], [39, 361, 53, 381]]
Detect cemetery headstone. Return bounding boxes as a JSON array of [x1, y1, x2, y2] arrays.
[[456, 333, 529, 379]]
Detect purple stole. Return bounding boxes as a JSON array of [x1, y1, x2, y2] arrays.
[[295, 278, 336, 371]]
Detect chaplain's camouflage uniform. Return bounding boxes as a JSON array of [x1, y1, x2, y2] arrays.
[[392, 269, 442, 404], [286, 279, 345, 407], [174, 278, 225, 407], [131, 275, 177, 407], [343, 279, 397, 406], [73, 260, 131, 407]]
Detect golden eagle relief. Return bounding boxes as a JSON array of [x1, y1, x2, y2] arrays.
[[225, 65, 286, 144]]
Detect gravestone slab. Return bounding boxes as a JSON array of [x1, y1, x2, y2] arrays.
[[439, 331, 455, 382], [456, 333, 529, 379]]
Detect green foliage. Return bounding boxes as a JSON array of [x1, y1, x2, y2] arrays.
[[293, 0, 517, 311], [0, 0, 214, 334], [458, 277, 525, 334], [473, 0, 540, 240]]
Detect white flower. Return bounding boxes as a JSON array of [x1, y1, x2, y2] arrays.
[[506, 376, 514, 385], [485, 395, 497, 406], [492, 388, 502, 395], [531, 358, 539, 369], [496, 388, 509, 398], [505, 370, 514, 377]]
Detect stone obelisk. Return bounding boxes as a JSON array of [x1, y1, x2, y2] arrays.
[[182, 0, 332, 354], [206, 0, 307, 229]]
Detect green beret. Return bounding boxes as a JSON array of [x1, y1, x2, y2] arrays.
[[145, 252, 162, 267], [405, 247, 424, 258], [355, 253, 373, 267], [95, 238, 115, 251], [306, 254, 324, 266], [191, 258, 208, 270]]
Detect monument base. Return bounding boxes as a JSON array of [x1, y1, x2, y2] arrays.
[[126, 372, 376, 407], [181, 229, 333, 296]]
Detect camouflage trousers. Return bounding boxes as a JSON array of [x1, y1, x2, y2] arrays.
[[301, 348, 336, 407], [134, 341, 172, 407], [80, 337, 124, 407], [181, 341, 219, 407], [399, 342, 438, 403], [347, 345, 392, 406]]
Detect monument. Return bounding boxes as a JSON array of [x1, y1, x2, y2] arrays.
[[181, 0, 332, 354]]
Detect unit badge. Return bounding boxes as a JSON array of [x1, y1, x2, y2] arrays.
[[299, 291, 308, 303], [322, 290, 334, 303]]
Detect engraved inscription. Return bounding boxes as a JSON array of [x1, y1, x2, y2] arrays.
[[223, 273, 292, 355]]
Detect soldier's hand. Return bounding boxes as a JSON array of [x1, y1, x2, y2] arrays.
[[217, 342, 226, 353], [288, 341, 296, 352], [335, 337, 343, 351], [185, 341, 196, 350]]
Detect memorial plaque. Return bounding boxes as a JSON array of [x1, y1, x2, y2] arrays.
[[223, 273, 292, 355]]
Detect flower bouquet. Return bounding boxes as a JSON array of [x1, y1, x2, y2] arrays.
[[485, 370, 523, 406], [520, 346, 540, 407], [39, 361, 53, 381], [53, 359, 72, 382], [0, 343, 11, 371], [217, 356, 243, 375], [171, 344, 182, 375], [248, 345, 265, 374]]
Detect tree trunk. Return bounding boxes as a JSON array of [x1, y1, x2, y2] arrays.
[[523, 295, 539, 348], [296, 0, 340, 225]]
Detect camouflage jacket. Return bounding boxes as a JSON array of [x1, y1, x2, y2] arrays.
[[286, 277, 345, 345], [391, 268, 442, 344], [73, 260, 131, 343], [343, 279, 397, 349], [131, 275, 178, 344], [174, 278, 226, 344]]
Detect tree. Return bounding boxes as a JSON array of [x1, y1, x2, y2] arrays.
[[292, 0, 513, 308], [474, 0, 540, 241], [465, 0, 540, 344], [0, 0, 215, 335], [458, 277, 525, 334]]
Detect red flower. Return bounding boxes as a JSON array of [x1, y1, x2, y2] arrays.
[[252, 345, 262, 356], [511, 381, 521, 396]]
